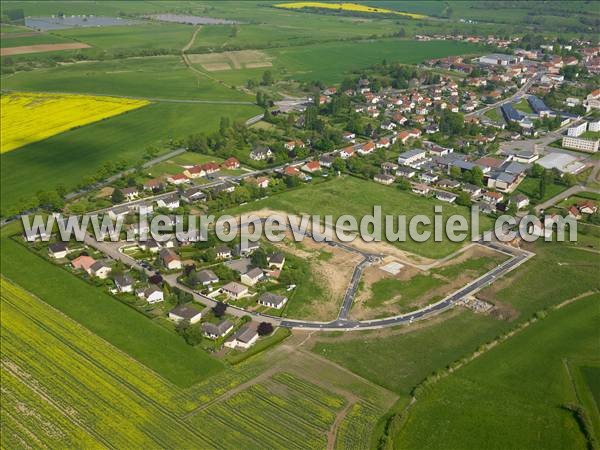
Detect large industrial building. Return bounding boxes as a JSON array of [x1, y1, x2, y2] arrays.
[[478, 54, 523, 66]]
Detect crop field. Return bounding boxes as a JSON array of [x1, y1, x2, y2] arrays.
[[274, 2, 427, 19], [0, 276, 395, 448], [0, 225, 223, 387], [394, 293, 599, 449], [189, 372, 346, 448], [52, 22, 196, 52], [188, 50, 273, 71], [226, 176, 493, 259], [0, 101, 259, 216], [0, 31, 74, 48], [1, 42, 91, 56], [195, 39, 484, 85], [0, 91, 149, 153], [1, 56, 253, 101]]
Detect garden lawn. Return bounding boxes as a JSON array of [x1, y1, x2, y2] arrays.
[[517, 176, 568, 204]]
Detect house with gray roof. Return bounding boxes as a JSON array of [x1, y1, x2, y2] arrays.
[[224, 324, 259, 349], [202, 320, 234, 339], [168, 304, 202, 324], [258, 292, 288, 309]]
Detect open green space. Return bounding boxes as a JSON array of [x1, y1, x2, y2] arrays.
[[313, 240, 600, 395], [1, 56, 252, 100], [517, 176, 568, 204], [195, 39, 485, 86], [0, 101, 259, 216], [484, 107, 502, 122], [513, 98, 533, 114], [225, 176, 493, 259], [394, 293, 599, 450], [365, 255, 508, 312], [53, 22, 195, 52], [314, 310, 507, 395], [0, 32, 74, 48], [0, 225, 223, 387]]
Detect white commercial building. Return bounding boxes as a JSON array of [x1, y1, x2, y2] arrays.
[[588, 119, 600, 132], [567, 122, 587, 137], [537, 153, 587, 174], [562, 136, 599, 153]]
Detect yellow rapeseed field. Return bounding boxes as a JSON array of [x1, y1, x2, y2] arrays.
[[274, 2, 427, 19], [1, 92, 149, 153]]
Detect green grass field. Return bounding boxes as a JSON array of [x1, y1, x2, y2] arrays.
[[195, 39, 485, 85], [0, 101, 259, 216], [484, 107, 502, 122], [0, 225, 223, 387], [1, 56, 252, 100], [394, 293, 599, 450], [517, 177, 567, 205], [1, 32, 74, 48], [226, 176, 493, 259], [53, 22, 195, 51], [187, 372, 346, 448], [513, 98, 533, 114]]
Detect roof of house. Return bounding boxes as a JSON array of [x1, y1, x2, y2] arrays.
[[244, 267, 263, 279], [114, 274, 133, 286], [222, 281, 248, 294], [233, 324, 258, 343], [475, 157, 504, 169], [170, 304, 201, 319], [202, 320, 233, 336], [195, 269, 219, 284], [72, 255, 96, 270], [48, 242, 68, 253], [90, 260, 110, 272], [268, 252, 285, 264], [484, 191, 504, 199], [513, 194, 529, 202], [259, 292, 287, 307]]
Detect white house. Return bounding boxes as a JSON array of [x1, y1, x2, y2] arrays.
[[48, 242, 69, 259], [137, 285, 164, 304], [435, 191, 457, 203], [221, 281, 249, 299], [90, 261, 112, 279], [224, 325, 259, 349], [241, 267, 264, 286], [160, 248, 182, 270], [168, 304, 202, 324], [258, 292, 288, 309], [202, 320, 234, 339], [156, 194, 180, 210], [114, 274, 134, 293]]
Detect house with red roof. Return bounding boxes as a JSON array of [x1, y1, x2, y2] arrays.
[[301, 161, 321, 173], [222, 157, 240, 170]]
